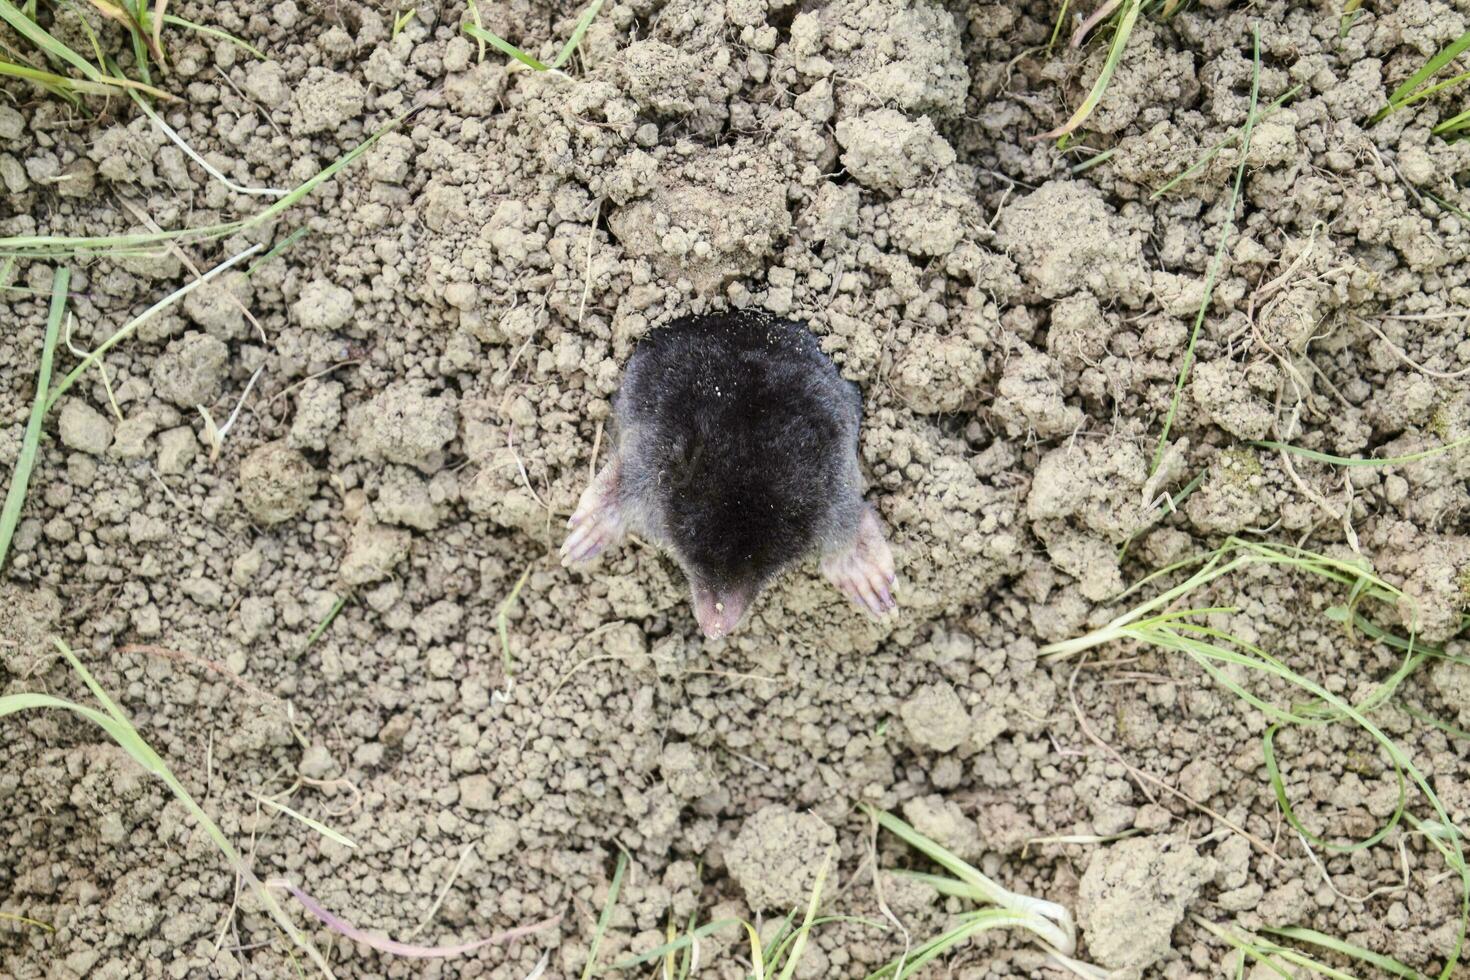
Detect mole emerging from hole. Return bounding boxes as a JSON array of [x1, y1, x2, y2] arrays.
[[559, 310, 897, 639]]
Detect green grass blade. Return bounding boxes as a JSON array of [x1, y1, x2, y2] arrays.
[[1260, 926, 1426, 979], [301, 592, 349, 653], [1036, 0, 1143, 141], [550, 0, 604, 69], [0, 0, 102, 79], [245, 227, 309, 277], [0, 910, 53, 931], [256, 795, 357, 849], [774, 852, 828, 980], [1252, 435, 1470, 467], [1404, 705, 1470, 742], [580, 850, 628, 980], [607, 917, 748, 971], [1194, 919, 1334, 980], [497, 566, 531, 678], [62, 0, 108, 75], [462, 22, 549, 71], [0, 268, 67, 573], [0, 58, 79, 101], [0, 49, 169, 98], [1262, 722, 1408, 854], [1150, 26, 1262, 475], [1375, 28, 1470, 122], [160, 13, 266, 59], [1151, 85, 1302, 200], [1434, 107, 1470, 136], [1395, 69, 1470, 112]]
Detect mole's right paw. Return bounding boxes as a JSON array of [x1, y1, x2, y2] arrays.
[[560, 461, 626, 565], [820, 504, 897, 618]]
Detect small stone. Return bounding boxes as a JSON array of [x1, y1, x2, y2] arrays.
[[902, 795, 980, 860], [443, 36, 472, 73], [103, 868, 164, 938], [55, 158, 96, 198], [374, 466, 442, 529], [240, 441, 317, 524], [660, 742, 716, 800], [180, 576, 223, 608], [292, 279, 355, 331], [348, 384, 459, 473], [378, 713, 412, 745], [481, 815, 520, 860], [353, 742, 384, 768], [131, 604, 161, 637], [0, 106, 22, 141], [443, 282, 478, 310], [834, 108, 956, 195], [58, 400, 113, 455], [244, 60, 289, 107]]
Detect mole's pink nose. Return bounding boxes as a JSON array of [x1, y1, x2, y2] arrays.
[[691, 584, 751, 639]]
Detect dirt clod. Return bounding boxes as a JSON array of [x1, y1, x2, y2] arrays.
[[239, 441, 317, 525], [1078, 836, 1215, 973], [725, 805, 837, 912]]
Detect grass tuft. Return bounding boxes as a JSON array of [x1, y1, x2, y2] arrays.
[[1037, 0, 1187, 144], [0, 639, 335, 975], [607, 850, 870, 979], [863, 807, 1101, 979], [462, 0, 603, 74], [1371, 27, 1470, 135], [1, 107, 418, 260], [1043, 537, 1469, 977], [0, 0, 174, 102]]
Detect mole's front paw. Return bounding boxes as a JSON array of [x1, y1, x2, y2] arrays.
[[560, 461, 626, 565], [820, 504, 897, 618]]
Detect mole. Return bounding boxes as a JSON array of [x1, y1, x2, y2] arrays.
[[560, 310, 896, 639]]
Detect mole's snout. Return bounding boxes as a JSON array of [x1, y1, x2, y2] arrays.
[[691, 582, 753, 640]]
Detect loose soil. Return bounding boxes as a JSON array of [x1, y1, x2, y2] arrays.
[[3, 1, 1470, 977]]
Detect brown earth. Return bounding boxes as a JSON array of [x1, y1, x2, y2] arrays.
[[3, 0, 1470, 977]]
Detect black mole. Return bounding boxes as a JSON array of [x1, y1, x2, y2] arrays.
[[560, 310, 896, 639]]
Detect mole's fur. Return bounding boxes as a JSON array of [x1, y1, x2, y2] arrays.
[[561, 310, 896, 638]]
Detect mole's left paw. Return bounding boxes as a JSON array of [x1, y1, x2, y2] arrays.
[[820, 504, 897, 618], [560, 460, 626, 565]]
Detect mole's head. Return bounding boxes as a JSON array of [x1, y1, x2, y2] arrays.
[[661, 440, 827, 639]]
